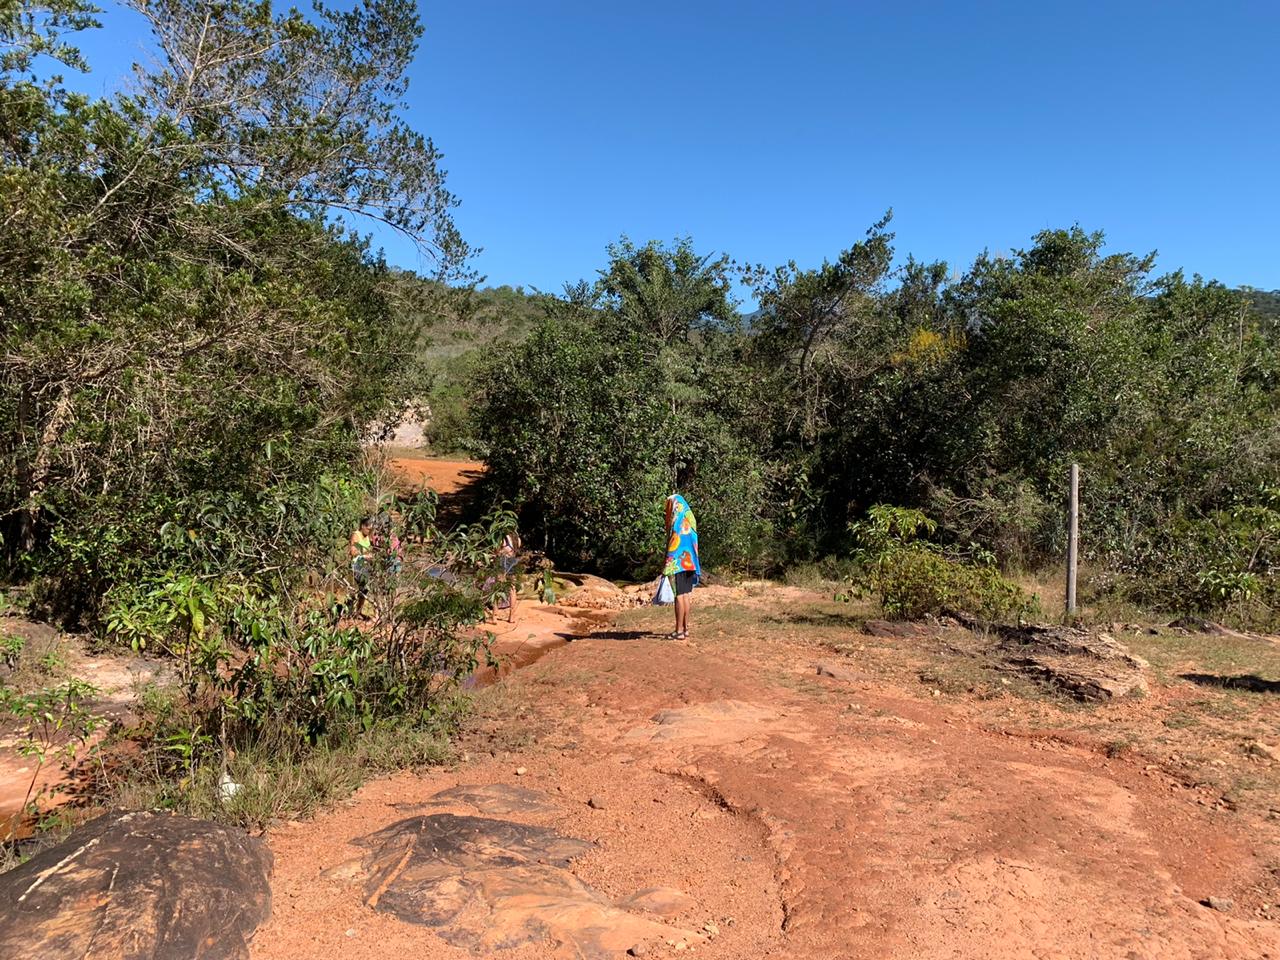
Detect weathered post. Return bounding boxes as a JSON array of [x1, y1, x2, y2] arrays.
[[1066, 463, 1080, 619]]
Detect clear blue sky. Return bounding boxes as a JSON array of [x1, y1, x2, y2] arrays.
[[66, 1, 1280, 298]]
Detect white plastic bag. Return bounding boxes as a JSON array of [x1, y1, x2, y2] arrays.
[[652, 575, 674, 605]]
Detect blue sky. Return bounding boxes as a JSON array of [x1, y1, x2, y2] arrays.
[[65, 1, 1280, 299]]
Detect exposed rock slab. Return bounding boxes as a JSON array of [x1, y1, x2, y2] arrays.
[[994, 624, 1149, 701], [352, 813, 689, 957], [618, 886, 695, 918], [0, 809, 272, 960], [403, 782, 560, 816], [626, 700, 780, 746], [1170, 617, 1258, 641], [813, 660, 863, 683], [863, 619, 932, 639]]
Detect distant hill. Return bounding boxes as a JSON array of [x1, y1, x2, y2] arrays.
[[389, 275, 544, 453], [400, 280, 543, 362], [1245, 288, 1280, 322]]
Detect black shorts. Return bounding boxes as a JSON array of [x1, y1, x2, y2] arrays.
[[673, 571, 697, 596]]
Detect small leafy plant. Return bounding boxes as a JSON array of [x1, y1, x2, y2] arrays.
[[98, 495, 514, 817], [0, 680, 105, 839], [0, 635, 23, 671]]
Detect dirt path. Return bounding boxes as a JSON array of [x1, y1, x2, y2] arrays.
[[252, 588, 1280, 960], [384, 455, 483, 497]]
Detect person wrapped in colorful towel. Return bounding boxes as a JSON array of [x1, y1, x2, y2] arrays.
[[662, 493, 700, 640]]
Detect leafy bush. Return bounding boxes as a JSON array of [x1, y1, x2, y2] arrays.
[[475, 321, 671, 574], [85, 494, 517, 833], [844, 506, 1037, 621], [1105, 485, 1279, 627], [473, 242, 775, 577]]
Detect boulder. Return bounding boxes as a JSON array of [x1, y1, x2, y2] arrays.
[[813, 661, 863, 683], [404, 782, 560, 816], [0, 809, 272, 960]]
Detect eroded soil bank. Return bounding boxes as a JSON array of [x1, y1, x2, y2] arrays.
[[252, 586, 1280, 960]]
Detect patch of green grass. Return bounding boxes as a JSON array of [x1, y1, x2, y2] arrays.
[[782, 558, 860, 592], [1103, 737, 1135, 758], [1198, 695, 1256, 721], [0, 633, 24, 671], [1127, 630, 1280, 684]]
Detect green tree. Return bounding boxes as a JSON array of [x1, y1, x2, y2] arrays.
[[475, 240, 771, 575], [0, 0, 99, 74], [476, 315, 670, 573], [742, 212, 896, 443], [1, 0, 471, 615]]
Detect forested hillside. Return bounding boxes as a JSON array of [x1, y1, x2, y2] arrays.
[[1247, 289, 1280, 334], [394, 278, 541, 451]]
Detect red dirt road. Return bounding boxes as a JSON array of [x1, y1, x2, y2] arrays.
[[252, 587, 1280, 960], [384, 456, 483, 496]]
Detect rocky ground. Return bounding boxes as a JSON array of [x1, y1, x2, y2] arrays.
[[250, 584, 1280, 960]]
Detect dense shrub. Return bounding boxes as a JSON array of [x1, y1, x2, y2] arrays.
[[474, 254, 774, 577], [0, 0, 501, 828], [844, 506, 1038, 622], [476, 322, 671, 574], [1, 0, 468, 622], [1105, 487, 1279, 628], [95, 498, 515, 822], [472, 226, 1278, 627]]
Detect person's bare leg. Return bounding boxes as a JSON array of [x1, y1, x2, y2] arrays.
[[506, 586, 517, 623], [676, 593, 690, 636]]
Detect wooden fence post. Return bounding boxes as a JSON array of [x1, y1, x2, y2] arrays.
[[1066, 463, 1080, 619]]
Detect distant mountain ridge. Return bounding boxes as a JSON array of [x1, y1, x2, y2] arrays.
[[1245, 288, 1280, 325]]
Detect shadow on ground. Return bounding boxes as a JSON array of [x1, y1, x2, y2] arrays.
[[768, 611, 865, 629], [573, 630, 652, 642], [1181, 672, 1280, 693]]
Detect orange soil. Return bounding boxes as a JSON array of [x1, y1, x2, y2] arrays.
[[384, 456, 484, 496], [252, 587, 1280, 960]]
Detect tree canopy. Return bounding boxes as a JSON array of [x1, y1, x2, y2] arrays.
[[1, 0, 466, 616], [473, 224, 1279, 624]]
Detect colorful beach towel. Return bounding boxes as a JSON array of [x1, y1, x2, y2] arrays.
[[663, 494, 701, 580]]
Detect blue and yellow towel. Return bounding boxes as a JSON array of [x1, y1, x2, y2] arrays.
[[663, 494, 701, 579]]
